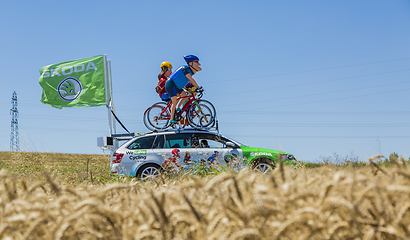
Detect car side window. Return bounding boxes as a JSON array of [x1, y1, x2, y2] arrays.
[[194, 133, 227, 149], [164, 134, 193, 149], [127, 136, 155, 150], [152, 135, 165, 149]]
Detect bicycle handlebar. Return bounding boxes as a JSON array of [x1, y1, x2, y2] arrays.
[[184, 86, 204, 99], [195, 86, 204, 99]]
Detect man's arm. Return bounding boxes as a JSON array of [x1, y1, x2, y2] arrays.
[[186, 73, 199, 89]]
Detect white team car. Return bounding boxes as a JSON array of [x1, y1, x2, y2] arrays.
[[110, 129, 297, 180]]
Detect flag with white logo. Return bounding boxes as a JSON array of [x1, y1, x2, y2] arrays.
[[39, 55, 108, 109]]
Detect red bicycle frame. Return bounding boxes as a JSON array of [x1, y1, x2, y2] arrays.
[[156, 93, 199, 122]]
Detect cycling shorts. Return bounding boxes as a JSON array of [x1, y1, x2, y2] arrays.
[[165, 79, 183, 97]]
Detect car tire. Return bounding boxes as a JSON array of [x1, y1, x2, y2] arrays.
[[252, 158, 275, 174], [137, 163, 161, 182]]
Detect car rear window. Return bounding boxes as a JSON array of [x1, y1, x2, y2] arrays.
[[127, 136, 155, 150]]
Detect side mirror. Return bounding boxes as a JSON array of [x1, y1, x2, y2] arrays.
[[226, 142, 236, 148]]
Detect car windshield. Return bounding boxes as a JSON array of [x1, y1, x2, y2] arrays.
[[191, 132, 246, 148], [218, 134, 246, 147]]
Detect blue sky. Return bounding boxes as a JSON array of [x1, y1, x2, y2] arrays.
[[1, 1, 410, 163]]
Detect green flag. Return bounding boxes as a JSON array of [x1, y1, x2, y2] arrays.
[[39, 55, 108, 109]]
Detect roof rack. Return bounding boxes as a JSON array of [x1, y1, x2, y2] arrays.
[[111, 133, 136, 138], [147, 119, 219, 134]]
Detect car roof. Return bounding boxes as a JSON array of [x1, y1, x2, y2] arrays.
[[139, 129, 244, 145], [118, 128, 245, 148], [142, 128, 218, 136]]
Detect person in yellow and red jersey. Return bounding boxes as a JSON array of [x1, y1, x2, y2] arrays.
[[156, 61, 173, 102]]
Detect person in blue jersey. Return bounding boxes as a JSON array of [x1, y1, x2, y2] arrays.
[[165, 55, 202, 124], [208, 151, 220, 167]]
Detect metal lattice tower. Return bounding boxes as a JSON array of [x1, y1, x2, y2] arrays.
[[10, 91, 20, 152]]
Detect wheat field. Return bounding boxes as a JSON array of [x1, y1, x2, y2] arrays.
[[0, 152, 409, 239]]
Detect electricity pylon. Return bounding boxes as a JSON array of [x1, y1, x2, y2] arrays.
[[10, 91, 20, 152]]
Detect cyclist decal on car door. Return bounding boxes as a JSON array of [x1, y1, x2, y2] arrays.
[[152, 133, 201, 170], [162, 148, 181, 172]]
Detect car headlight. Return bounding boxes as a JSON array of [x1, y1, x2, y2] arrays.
[[282, 154, 296, 161]]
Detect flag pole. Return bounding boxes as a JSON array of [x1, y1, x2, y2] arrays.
[[103, 55, 119, 156], [107, 59, 118, 150], [103, 55, 113, 136]]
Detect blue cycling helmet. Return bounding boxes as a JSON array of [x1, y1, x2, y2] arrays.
[[183, 55, 199, 63]]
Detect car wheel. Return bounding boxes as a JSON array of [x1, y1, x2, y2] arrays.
[[253, 159, 275, 174], [137, 163, 161, 182]]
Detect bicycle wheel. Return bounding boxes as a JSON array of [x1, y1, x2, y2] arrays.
[[143, 102, 169, 131], [146, 105, 170, 130], [187, 103, 215, 128], [196, 99, 216, 120], [143, 110, 155, 131]]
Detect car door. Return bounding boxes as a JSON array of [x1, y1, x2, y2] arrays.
[[152, 133, 200, 168], [192, 133, 243, 169]]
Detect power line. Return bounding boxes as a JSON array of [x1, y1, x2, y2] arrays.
[[227, 135, 410, 139], [19, 115, 106, 122], [224, 123, 410, 127], [222, 87, 410, 113], [212, 68, 410, 99], [116, 57, 410, 94], [218, 111, 410, 116], [207, 57, 410, 84], [219, 78, 410, 108]]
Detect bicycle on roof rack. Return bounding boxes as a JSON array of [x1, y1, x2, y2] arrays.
[[143, 88, 216, 131]]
